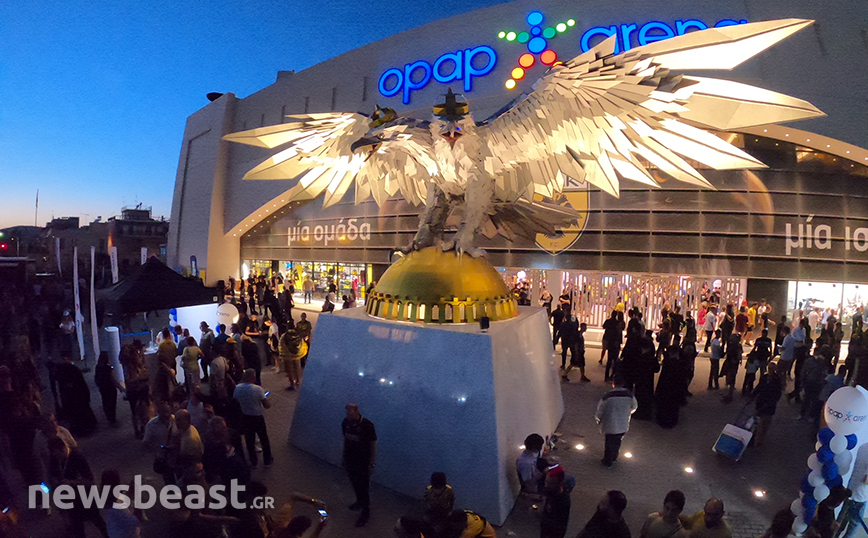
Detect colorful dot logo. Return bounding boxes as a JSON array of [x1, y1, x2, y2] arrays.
[[498, 11, 575, 89]]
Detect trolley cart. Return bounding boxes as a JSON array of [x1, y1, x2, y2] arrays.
[[712, 400, 757, 461]]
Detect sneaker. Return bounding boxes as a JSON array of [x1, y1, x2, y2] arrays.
[[581, 377, 591, 382], [561, 375, 569, 381], [355, 511, 370, 527], [600, 459, 612, 468], [285, 386, 295, 391]]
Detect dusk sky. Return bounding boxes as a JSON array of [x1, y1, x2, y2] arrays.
[[0, 0, 509, 228]]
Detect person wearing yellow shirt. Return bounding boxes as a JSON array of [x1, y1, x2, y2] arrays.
[[746, 303, 758, 345], [682, 498, 732, 538], [440, 510, 496, 538]]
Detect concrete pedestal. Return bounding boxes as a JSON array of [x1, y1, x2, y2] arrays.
[[289, 306, 563, 525]]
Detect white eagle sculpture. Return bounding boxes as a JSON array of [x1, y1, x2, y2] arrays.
[[225, 19, 822, 258]]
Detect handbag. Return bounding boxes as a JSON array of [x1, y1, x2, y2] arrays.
[[152, 424, 173, 475]]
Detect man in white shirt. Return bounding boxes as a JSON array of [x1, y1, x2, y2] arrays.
[[516, 433, 546, 493], [808, 309, 821, 336], [233, 369, 273, 466], [595, 375, 638, 468], [209, 350, 229, 400], [143, 401, 175, 455], [840, 444, 868, 538]]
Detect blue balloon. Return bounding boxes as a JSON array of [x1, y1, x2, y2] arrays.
[[822, 462, 840, 481], [819, 427, 835, 445], [827, 475, 844, 488], [847, 434, 859, 450], [801, 475, 814, 493], [818, 446, 834, 463]]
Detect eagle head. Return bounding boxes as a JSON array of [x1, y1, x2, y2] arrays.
[[433, 89, 469, 146]]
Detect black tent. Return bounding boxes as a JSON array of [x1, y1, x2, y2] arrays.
[[98, 257, 220, 315]]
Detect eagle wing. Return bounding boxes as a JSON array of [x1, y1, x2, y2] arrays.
[[478, 19, 824, 200], [223, 113, 436, 207]]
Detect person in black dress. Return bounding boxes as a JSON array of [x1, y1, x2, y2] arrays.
[[94, 351, 119, 426], [632, 330, 659, 420], [55, 355, 97, 435], [656, 335, 685, 428]]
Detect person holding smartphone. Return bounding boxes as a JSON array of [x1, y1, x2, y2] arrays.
[[233, 369, 273, 467]]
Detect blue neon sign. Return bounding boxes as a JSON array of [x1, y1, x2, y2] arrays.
[[579, 18, 748, 53], [377, 17, 747, 103], [378, 46, 497, 104]]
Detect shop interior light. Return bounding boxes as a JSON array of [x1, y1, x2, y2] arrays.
[[556, 22, 567, 32], [575, 444, 585, 450], [542, 27, 557, 38], [506, 31, 517, 41], [624, 452, 633, 458], [519, 444, 526, 450], [511, 67, 525, 80], [754, 490, 766, 498], [519, 53, 535, 68], [505, 79, 517, 90], [498, 31, 506, 38], [567, 19, 575, 26], [684, 466, 694, 473], [517, 32, 530, 43]]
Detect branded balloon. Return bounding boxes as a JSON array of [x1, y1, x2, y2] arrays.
[[830, 434, 849, 454], [216, 303, 239, 326], [825, 386, 868, 436]]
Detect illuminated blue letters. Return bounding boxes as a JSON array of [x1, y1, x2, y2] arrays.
[[378, 46, 497, 104], [580, 18, 747, 53], [638, 21, 676, 45]]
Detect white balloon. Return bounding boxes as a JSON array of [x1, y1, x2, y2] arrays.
[[791, 498, 803, 516], [814, 483, 830, 502], [830, 434, 849, 454], [816, 440, 823, 451], [808, 453, 822, 471], [834, 450, 853, 471], [808, 469, 825, 487], [216, 303, 239, 326], [825, 386, 868, 436], [793, 516, 808, 534]]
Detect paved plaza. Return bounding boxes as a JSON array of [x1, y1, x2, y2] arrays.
[[7, 304, 858, 538]]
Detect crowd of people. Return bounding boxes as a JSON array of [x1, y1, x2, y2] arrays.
[[0, 274, 332, 538], [4, 268, 868, 538]]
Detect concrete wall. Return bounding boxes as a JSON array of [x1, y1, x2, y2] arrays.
[[167, 0, 868, 282], [289, 306, 563, 524]]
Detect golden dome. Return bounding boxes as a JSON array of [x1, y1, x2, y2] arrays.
[[366, 247, 517, 324]]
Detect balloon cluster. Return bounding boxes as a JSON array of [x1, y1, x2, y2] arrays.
[[791, 386, 868, 534]]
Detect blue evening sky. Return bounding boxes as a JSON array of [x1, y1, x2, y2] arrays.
[[0, 0, 509, 228]]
